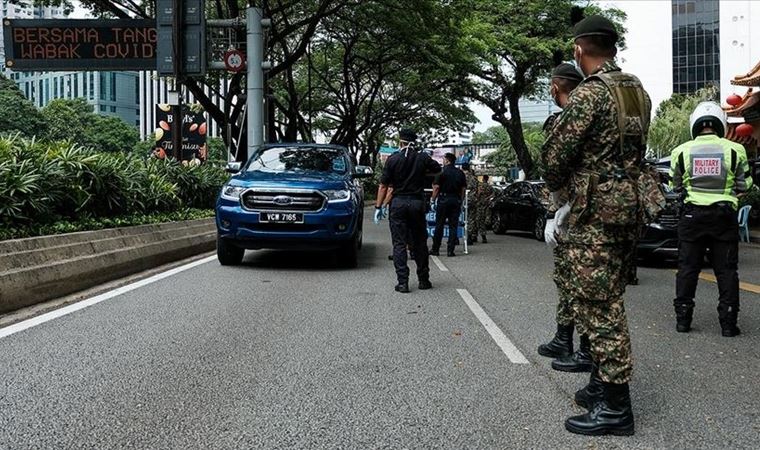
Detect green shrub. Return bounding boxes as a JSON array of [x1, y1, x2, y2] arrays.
[[0, 136, 227, 231]]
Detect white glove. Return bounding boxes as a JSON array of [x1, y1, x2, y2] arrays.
[[544, 218, 558, 248], [554, 203, 571, 235], [550, 191, 564, 209]]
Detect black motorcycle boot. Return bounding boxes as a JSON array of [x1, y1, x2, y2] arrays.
[[537, 323, 574, 358], [552, 334, 593, 372], [675, 305, 694, 333], [575, 365, 604, 409], [565, 382, 635, 436], [719, 306, 741, 337]]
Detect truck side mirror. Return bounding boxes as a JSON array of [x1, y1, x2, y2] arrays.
[[226, 162, 242, 173]]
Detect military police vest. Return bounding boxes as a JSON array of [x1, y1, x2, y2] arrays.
[[670, 135, 753, 209]]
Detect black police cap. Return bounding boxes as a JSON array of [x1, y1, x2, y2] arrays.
[[399, 128, 418, 142], [551, 63, 584, 82], [573, 15, 618, 42]]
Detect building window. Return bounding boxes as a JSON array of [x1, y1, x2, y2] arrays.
[[110, 73, 116, 101], [671, 0, 720, 94], [100, 105, 106, 112], [110, 106, 116, 113], [100, 73, 106, 100], [89, 73, 95, 100]]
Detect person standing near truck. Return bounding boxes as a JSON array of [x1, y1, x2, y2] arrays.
[[431, 153, 467, 257], [375, 128, 441, 293]]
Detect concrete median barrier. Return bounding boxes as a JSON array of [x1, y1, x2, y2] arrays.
[[0, 218, 216, 314]]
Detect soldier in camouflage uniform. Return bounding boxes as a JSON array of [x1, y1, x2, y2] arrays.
[[463, 163, 480, 244], [538, 63, 592, 374], [541, 16, 651, 436], [475, 175, 496, 243]]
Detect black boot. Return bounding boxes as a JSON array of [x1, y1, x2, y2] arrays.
[[468, 234, 477, 245], [565, 382, 635, 436], [575, 365, 604, 409], [675, 304, 693, 333], [719, 306, 741, 337], [395, 283, 410, 293], [481, 234, 487, 243], [537, 323, 574, 358], [552, 334, 593, 372]]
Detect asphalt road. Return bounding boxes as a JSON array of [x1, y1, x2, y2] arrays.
[[1, 214, 759, 449]]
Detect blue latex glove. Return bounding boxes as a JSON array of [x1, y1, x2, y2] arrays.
[[382, 205, 389, 218], [373, 207, 384, 224]]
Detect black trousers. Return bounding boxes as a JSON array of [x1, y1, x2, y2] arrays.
[[432, 196, 462, 252], [675, 203, 740, 319], [389, 196, 430, 284]]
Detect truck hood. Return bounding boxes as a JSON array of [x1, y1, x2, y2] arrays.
[[228, 170, 349, 190]]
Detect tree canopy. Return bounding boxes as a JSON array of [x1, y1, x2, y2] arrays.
[[0, 75, 47, 138], [647, 86, 719, 159], [458, 0, 626, 178]]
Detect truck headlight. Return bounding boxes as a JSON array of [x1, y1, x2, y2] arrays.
[[323, 189, 351, 202], [221, 186, 245, 201]]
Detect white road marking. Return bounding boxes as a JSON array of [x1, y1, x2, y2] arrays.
[[456, 288, 529, 364], [431, 255, 449, 272], [0, 255, 217, 340]]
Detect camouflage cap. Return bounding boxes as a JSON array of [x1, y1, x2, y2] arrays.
[[573, 15, 618, 42], [551, 63, 584, 82]]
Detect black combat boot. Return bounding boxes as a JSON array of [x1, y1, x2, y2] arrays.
[[468, 234, 477, 245], [537, 323, 574, 358], [395, 283, 410, 293], [575, 365, 604, 409], [675, 304, 693, 333], [481, 234, 488, 243], [719, 306, 741, 337], [552, 334, 593, 372], [565, 382, 635, 436]]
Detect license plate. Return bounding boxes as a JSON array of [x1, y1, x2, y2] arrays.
[[259, 212, 304, 223]]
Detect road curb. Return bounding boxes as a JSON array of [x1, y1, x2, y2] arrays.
[[0, 218, 216, 314]]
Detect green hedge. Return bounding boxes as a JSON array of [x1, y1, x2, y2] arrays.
[[0, 135, 227, 236], [0, 208, 214, 241]]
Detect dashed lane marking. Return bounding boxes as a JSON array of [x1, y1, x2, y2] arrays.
[[431, 255, 449, 272], [456, 289, 529, 364], [0, 255, 217, 340]]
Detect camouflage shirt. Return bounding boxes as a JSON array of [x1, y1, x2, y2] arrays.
[[541, 61, 651, 245]]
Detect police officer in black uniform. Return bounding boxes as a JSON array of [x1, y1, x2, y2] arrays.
[[430, 153, 466, 257], [375, 128, 441, 293]]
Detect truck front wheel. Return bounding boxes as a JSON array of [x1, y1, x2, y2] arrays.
[[217, 235, 245, 266]]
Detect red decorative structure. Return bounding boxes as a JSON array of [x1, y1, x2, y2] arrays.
[[723, 62, 760, 157]]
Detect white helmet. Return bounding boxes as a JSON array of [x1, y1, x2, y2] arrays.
[[689, 101, 727, 138]]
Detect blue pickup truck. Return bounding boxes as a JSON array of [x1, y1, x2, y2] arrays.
[[215, 143, 373, 267]]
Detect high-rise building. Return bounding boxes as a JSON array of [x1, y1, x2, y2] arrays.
[[671, 0, 721, 94]]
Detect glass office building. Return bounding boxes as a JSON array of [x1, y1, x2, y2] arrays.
[[672, 0, 720, 94]]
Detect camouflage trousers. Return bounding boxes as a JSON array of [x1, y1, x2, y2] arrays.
[[467, 200, 487, 237], [564, 242, 633, 384], [552, 244, 576, 328]]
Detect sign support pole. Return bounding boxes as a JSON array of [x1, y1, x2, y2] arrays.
[[247, 7, 264, 154], [172, 0, 184, 160]]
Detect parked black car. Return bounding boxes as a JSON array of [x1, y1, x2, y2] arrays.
[[489, 170, 680, 255], [490, 181, 549, 241], [637, 160, 680, 260]]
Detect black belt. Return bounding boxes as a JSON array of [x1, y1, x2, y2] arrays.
[[439, 193, 459, 197], [393, 193, 424, 199]]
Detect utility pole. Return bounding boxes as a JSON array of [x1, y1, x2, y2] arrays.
[[172, 0, 183, 160], [247, 7, 270, 155]]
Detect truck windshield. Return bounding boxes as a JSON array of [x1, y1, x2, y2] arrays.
[[247, 147, 348, 174]]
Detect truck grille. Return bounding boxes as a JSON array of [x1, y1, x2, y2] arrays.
[[241, 190, 325, 212]]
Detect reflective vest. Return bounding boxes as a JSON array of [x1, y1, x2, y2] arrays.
[[669, 134, 753, 209]]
